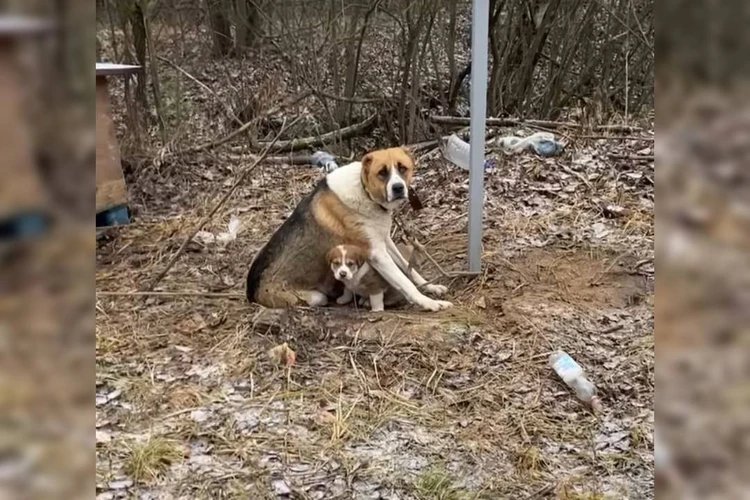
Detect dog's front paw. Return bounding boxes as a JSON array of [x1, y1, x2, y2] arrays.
[[418, 298, 453, 311], [424, 283, 448, 297], [336, 295, 352, 305]]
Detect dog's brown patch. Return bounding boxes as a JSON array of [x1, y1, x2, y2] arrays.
[[361, 147, 415, 204], [312, 189, 369, 248]]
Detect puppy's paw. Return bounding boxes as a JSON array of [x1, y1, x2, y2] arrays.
[[336, 295, 352, 305], [418, 298, 453, 311], [370, 305, 385, 312], [424, 284, 448, 297]]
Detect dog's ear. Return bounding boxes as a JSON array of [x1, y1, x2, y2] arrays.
[[326, 246, 338, 264], [399, 146, 416, 167], [361, 153, 374, 176]]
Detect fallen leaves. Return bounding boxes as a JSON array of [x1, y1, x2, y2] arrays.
[[268, 342, 296, 366]]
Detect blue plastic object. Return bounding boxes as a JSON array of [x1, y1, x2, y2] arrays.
[[96, 204, 130, 227], [0, 210, 49, 240], [532, 139, 563, 157]]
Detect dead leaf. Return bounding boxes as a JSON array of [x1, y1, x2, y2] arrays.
[[268, 342, 296, 366], [475, 296, 487, 309]]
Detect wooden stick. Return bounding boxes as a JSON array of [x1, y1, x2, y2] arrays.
[[577, 134, 654, 141], [175, 118, 257, 156], [393, 216, 479, 279], [606, 153, 654, 161], [144, 117, 300, 291], [233, 114, 377, 154], [98, 291, 244, 299], [430, 115, 643, 133]]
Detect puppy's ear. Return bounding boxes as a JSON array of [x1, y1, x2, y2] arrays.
[[326, 247, 338, 264]]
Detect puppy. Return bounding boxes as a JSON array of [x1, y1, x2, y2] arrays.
[[328, 243, 415, 311], [246, 147, 451, 311]]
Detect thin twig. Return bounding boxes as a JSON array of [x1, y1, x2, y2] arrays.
[[157, 55, 243, 127], [144, 117, 301, 291], [393, 216, 478, 279], [559, 163, 592, 190]]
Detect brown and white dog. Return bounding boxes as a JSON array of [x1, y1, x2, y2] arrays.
[[327, 243, 415, 311], [246, 147, 451, 311]]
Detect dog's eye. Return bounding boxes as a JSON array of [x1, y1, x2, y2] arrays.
[[378, 168, 389, 180], [397, 163, 408, 174], [346, 260, 355, 267]]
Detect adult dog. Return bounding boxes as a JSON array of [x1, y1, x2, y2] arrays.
[[246, 147, 452, 311]]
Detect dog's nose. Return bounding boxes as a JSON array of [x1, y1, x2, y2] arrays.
[[392, 183, 405, 198], [338, 271, 348, 279]]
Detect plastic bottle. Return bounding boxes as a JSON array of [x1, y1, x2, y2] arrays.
[[498, 131, 563, 157], [549, 350, 602, 412], [441, 134, 492, 171]]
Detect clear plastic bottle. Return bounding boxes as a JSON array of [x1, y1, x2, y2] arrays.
[[549, 350, 602, 412], [441, 134, 492, 171], [442, 133, 472, 170]]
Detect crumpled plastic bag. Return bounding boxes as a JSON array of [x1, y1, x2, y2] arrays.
[[193, 215, 243, 246]]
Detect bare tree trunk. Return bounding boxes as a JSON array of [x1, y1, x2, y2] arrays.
[[205, 0, 232, 57], [234, 0, 260, 53], [235, 0, 248, 52], [140, 0, 166, 137], [508, 0, 562, 114], [328, 0, 341, 125], [130, 0, 148, 111], [445, 0, 458, 112], [344, 0, 380, 124]]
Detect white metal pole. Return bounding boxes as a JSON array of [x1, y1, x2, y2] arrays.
[[468, 0, 490, 273]]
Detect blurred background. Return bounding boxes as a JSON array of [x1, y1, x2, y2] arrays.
[[0, 0, 94, 499], [0, 0, 746, 497], [657, 0, 750, 499]]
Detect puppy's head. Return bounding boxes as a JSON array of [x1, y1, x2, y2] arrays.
[[360, 147, 415, 209], [327, 245, 367, 282]]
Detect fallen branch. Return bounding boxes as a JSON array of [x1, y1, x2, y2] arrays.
[[577, 134, 654, 141], [144, 117, 301, 291], [430, 115, 642, 133], [174, 118, 256, 156], [314, 90, 387, 104], [606, 154, 654, 161], [98, 291, 244, 299], [240, 114, 378, 153]]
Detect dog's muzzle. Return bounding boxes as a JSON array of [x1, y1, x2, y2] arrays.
[[390, 183, 406, 200]]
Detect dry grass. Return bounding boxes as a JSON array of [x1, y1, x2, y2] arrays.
[[124, 436, 183, 484], [414, 468, 475, 500], [95, 131, 654, 497]]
